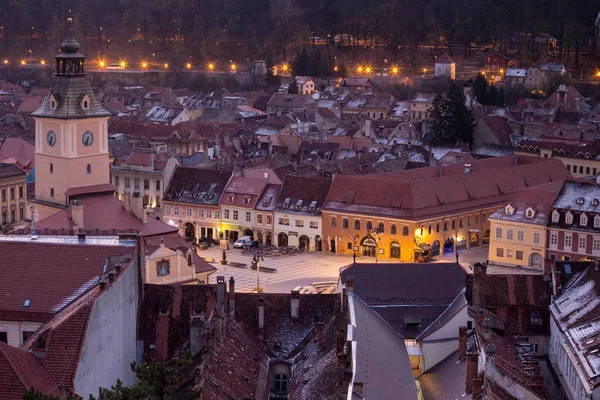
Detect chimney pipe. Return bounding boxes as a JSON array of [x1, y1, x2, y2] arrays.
[[291, 290, 300, 319], [483, 317, 492, 340], [216, 276, 225, 310], [458, 326, 467, 359], [228, 276, 235, 317], [316, 322, 324, 347], [258, 297, 264, 329], [71, 200, 84, 228], [465, 353, 479, 392]]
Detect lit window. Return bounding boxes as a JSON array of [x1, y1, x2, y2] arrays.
[[266, 215, 273, 225], [257, 214, 263, 224], [279, 217, 289, 226]]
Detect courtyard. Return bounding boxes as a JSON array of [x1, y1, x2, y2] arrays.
[[199, 244, 495, 292]]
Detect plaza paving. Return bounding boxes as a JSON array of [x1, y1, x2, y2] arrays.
[[198, 244, 502, 292]]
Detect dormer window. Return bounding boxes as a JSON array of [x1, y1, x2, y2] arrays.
[[505, 205, 514, 215], [295, 199, 303, 210], [309, 201, 317, 211], [580, 213, 588, 226], [565, 211, 573, 224], [243, 197, 250, 204], [283, 198, 291, 208], [592, 199, 599, 207], [576, 197, 585, 205], [228, 194, 235, 202], [49, 94, 58, 110], [594, 215, 600, 228], [81, 94, 91, 111], [526, 207, 535, 218], [552, 210, 560, 223]]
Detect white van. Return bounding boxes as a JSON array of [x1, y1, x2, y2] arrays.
[[234, 236, 252, 249]]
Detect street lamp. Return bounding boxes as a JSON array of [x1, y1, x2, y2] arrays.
[[208, 63, 214, 71], [252, 255, 264, 292]]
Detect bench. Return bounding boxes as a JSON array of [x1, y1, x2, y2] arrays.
[[228, 262, 248, 268]]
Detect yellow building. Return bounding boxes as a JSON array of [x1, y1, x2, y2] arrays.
[[487, 181, 563, 269], [322, 155, 569, 262], [411, 93, 436, 120], [0, 163, 28, 232]]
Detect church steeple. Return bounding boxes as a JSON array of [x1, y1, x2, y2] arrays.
[[55, 14, 85, 76]]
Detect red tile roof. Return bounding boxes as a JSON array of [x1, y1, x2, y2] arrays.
[[221, 176, 267, 209], [0, 343, 58, 399], [0, 137, 35, 170], [324, 156, 569, 220], [64, 183, 116, 197], [0, 238, 134, 322], [481, 116, 513, 145], [143, 233, 216, 274], [35, 195, 177, 236], [125, 151, 153, 166]]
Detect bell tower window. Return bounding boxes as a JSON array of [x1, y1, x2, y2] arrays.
[[86, 164, 91, 174], [50, 163, 53, 173]]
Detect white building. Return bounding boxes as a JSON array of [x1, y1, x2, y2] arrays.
[[549, 263, 600, 400], [273, 175, 330, 250], [435, 53, 456, 79]]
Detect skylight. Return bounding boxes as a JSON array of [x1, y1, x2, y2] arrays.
[[23, 299, 31, 307]]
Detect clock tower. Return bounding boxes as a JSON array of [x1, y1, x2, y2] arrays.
[[31, 17, 112, 219]]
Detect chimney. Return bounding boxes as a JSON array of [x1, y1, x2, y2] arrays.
[[483, 317, 492, 340], [464, 163, 472, 174], [365, 119, 371, 138], [130, 192, 144, 220], [458, 326, 468, 359], [345, 276, 354, 293], [122, 191, 131, 211], [228, 276, 235, 317], [472, 263, 487, 307], [316, 322, 324, 347], [258, 297, 265, 329], [190, 315, 206, 358], [485, 344, 496, 381], [99, 279, 107, 291], [216, 276, 225, 310], [291, 290, 300, 319], [142, 209, 148, 224], [264, 171, 269, 180], [472, 375, 484, 398], [77, 231, 86, 241], [70, 200, 84, 228], [429, 152, 436, 167], [465, 353, 479, 392]]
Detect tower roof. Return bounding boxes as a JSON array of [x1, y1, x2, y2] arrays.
[[56, 16, 85, 60]]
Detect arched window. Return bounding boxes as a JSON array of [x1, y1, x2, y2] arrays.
[[452, 220, 456, 230], [86, 164, 91, 174], [391, 224, 397, 235], [343, 218, 349, 229], [83, 100, 88, 108], [428, 224, 432, 234], [354, 220, 360, 230], [402, 226, 409, 236], [436, 223, 440, 233], [331, 217, 337, 228], [49, 163, 53, 173], [378, 223, 384, 233], [366, 221, 372, 230], [459, 219, 463, 228], [444, 222, 448, 231]]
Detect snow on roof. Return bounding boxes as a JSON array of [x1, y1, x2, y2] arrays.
[[506, 68, 526, 77]]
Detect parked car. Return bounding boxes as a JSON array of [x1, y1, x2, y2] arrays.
[[233, 236, 252, 249], [242, 240, 259, 249]]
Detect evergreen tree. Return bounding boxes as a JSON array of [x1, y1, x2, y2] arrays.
[[473, 73, 489, 105], [264, 57, 281, 88], [288, 76, 299, 94], [429, 85, 475, 146], [488, 85, 504, 106]]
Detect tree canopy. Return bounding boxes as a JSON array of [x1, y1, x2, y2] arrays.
[[429, 85, 475, 146]]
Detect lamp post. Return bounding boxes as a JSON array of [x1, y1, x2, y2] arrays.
[[252, 254, 264, 292], [372, 229, 383, 263]]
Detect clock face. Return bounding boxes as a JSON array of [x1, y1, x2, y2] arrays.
[[47, 130, 56, 147], [82, 130, 94, 147]]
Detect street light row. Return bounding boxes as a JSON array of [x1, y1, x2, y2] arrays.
[[96, 60, 237, 71]]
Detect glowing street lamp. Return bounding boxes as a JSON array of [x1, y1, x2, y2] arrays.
[[40, 60, 45, 65], [20, 60, 26, 66], [499, 68, 504, 74], [365, 66, 372, 74], [282, 64, 288, 72], [120, 61, 126, 68], [186, 62, 192, 69], [391, 67, 399, 74], [3, 59, 8, 65], [230, 63, 236, 72], [141, 61, 148, 69], [208, 63, 214, 71], [334, 66, 338, 72], [596, 71, 600, 78], [357, 66, 363, 73], [164, 63, 169, 69], [99, 60, 106, 68]]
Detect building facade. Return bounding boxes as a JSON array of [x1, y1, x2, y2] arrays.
[[488, 182, 562, 269], [547, 179, 600, 261], [321, 156, 570, 261], [162, 167, 232, 242], [0, 164, 28, 232], [273, 175, 330, 250], [219, 174, 269, 242], [411, 93, 436, 120], [111, 148, 179, 215]]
